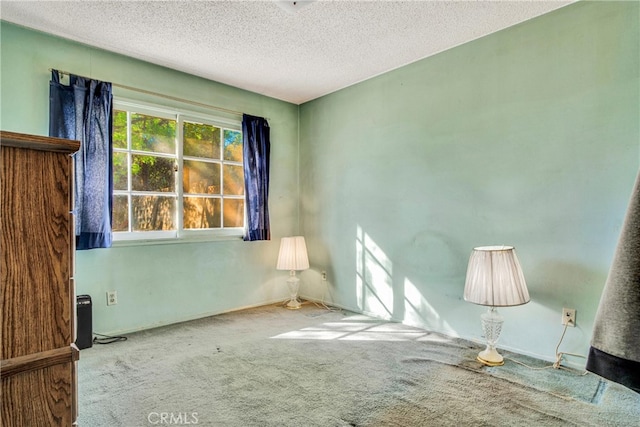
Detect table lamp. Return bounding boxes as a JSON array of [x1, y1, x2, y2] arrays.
[[463, 245, 530, 366], [276, 236, 309, 309]]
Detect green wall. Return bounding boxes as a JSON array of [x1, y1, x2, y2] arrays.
[[2, 1, 638, 368], [0, 22, 300, 334], [298, 1, 639, 367]]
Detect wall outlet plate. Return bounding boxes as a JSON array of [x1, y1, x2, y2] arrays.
[[107, 290, 117, 306], [562, 308, 576, 327]]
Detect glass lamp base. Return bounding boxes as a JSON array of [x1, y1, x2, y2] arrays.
[[477, 306, 505, 366], [285, 298, 302, 310], [285, 275, 302, 310], [477, 347, 505, 366]]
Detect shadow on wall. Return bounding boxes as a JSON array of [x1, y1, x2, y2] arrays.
[[530, 260, 608, 319], [526, 260, 608, 357], [355, 224, 460, 337]]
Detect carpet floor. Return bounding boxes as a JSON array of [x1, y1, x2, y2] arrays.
[[77, 303, 640, 426]]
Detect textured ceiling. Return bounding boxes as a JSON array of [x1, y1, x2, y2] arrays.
[[0, 1, 573, 104]]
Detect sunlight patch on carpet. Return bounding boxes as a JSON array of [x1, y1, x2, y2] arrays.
[[270, 316, 451, 342]]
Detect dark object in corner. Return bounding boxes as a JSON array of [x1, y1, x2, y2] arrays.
[[587, 347, 640, 394], [76, 295, 93, 350], [587, 170, 640, 395]]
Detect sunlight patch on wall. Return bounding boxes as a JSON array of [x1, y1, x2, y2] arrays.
[[356, 225, 393, 319], [404, 278, 458, 337]]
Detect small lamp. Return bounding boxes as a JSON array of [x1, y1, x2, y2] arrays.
[[463, 246, 530, 366], [276, 236, 309, 309]]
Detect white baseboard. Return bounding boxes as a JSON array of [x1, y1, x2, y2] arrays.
[[93, 297, 288, 338]]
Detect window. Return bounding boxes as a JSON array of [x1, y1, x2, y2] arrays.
[[112, 100, 244, 242]]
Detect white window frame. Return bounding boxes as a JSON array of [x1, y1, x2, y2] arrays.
[[113, 98, 245, 245]]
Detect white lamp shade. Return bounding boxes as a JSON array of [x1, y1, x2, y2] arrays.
[[276, 236, 309, 271], [463, 245, 530, 307]]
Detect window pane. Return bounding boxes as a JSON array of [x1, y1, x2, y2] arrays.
[[112, 102, 246, 239], [183, 160, 220, 194], [132, 195, 176, 231], [131, 113, 176, 154], [223, 199, 244, 228], [113, 152, 128, 190], [184, 122, 220, 159], [113, 195, 129, 232], [113, 110, 127, 149], [132, 155, 175, 192], [223, 164, 244, 195], [224, 129, 242, 162], [184, 197, 221, 229]]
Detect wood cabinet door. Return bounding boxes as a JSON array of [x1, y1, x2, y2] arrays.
[[1, 132, 80, 426]]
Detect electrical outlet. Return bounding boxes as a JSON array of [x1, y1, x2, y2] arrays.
[[321, 271, 327, 281], [107, 290, 117, 306], [562, 308, 576, 327]]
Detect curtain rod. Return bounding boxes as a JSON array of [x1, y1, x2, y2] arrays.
[[49, 68, 245, 118]]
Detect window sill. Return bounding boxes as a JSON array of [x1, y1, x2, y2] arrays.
[[111, 234, 244, 247]]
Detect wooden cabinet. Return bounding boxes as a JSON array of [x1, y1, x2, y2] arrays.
[[1, 131, 80, 426]]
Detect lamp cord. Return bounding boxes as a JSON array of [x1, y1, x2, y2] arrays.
[[552, 320, 586, 370], [505, 320, 587, 375], [311, 276, 341, 312], [93, 332, 128, 345]]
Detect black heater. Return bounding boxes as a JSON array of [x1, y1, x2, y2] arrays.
[[76, 294, 93, 350]]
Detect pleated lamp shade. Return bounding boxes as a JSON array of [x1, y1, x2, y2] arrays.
[[276, 236, 309, 271], [463, 246, 530, 307]]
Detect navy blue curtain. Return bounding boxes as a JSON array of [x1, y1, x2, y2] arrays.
[[242, 114, 271, 241], [49, 70, 113, 249]]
